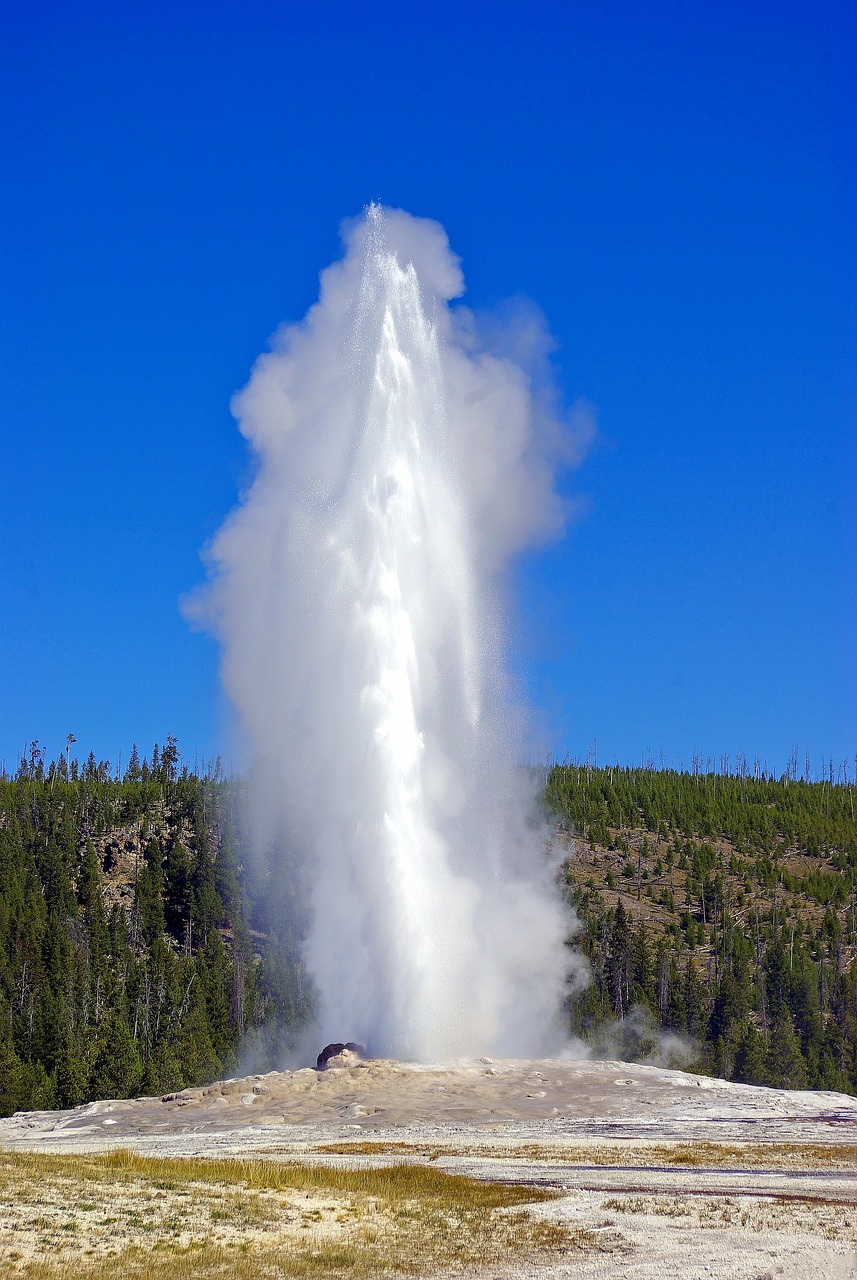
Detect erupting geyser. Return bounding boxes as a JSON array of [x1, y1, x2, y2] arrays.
[[195, 206, 590, 1061]]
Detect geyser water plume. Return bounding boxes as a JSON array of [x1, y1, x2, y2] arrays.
[[194, 206, 591, 1060]]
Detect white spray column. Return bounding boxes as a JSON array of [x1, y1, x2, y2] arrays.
[[201, 206, 578, 1060]]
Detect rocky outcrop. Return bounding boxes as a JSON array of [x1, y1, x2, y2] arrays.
[[316, 1042, 366, 1070]]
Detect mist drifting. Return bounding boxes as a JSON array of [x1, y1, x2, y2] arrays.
[[196, 206, 590, 1060]]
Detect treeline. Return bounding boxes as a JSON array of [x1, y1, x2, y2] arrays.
[[2, 746, 856, 1116], [544, 761, 857, 860], [546, 763, 857, 1093], [0, 739, 309, 1117]]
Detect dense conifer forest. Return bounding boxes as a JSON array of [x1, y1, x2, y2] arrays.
[[0, 739, 310, 1117], [1, 740, 855, 1116], [546, 758, 857, 1093]]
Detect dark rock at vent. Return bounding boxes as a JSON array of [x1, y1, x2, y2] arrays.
[[316, 1041, 366, 1070]]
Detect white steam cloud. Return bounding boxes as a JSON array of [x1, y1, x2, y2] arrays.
[[193, 206, 592, 1060]]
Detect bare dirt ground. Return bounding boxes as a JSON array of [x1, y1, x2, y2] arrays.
[[2, 1057, 856, 1278]]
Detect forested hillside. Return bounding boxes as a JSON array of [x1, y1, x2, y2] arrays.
[[0, 740, 309, 1117], [2, 742, 856, 1118], [546, 762, 857, 1093]]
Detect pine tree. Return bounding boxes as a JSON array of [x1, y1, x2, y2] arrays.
[[89, 1012, 143, 1100], [734, 1021, 767, 1085], [0, 1022, 25, 1116], [124, 744, 142, 784], [163, 839, 190, 941], [765, 1010, 808, 1090], [607, 902, 632, 1018], [55, 1027, 92, 1108], [684, 959, 708, 1040], [136, 839, 165, 944], [664, 957, 687, 1032], [199, 933, 233, 1060]]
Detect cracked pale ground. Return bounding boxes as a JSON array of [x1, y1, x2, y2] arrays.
[[2, 1058, 856, 1278]]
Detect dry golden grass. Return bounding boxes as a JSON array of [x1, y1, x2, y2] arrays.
[[0, 1148, 587, 1279], [313, 1139, 857, 1171], [599, 1193, 857, 1241]]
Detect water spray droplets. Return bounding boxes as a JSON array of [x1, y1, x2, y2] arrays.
[[199, 206, 582, 1059]]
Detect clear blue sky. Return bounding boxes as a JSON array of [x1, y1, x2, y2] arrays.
[[1, 0, 854, 777]]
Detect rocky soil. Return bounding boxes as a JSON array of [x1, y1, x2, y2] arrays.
[[2, 1057, 856, 1278]]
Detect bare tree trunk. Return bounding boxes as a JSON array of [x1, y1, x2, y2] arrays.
[[231, 956, 246, 1037]]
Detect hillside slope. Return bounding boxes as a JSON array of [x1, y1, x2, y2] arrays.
[[546, 763, 857, 1091], [1, 744, 855, 1116], [0, 743, 308, 1116]]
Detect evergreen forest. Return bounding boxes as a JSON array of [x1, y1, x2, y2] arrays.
[[0, 739, 310, 1117], [545, 758, 857, 1093], [1, 739, 856, 1117]]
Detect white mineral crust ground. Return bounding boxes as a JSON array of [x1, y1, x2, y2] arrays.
[[3, 1057, 856, 1278]]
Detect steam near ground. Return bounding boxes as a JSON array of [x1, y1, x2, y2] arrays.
[[191, 206, 594, 1061]]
